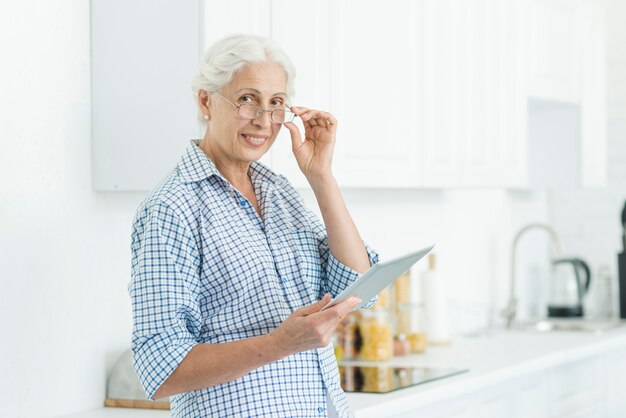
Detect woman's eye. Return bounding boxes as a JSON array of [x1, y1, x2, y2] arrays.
[[239, 95, 255, 103], [271, 99, 284, 107]]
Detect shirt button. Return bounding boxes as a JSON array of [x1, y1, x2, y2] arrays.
[[318, 407, 325, 413], [240, 200, 247, 207]]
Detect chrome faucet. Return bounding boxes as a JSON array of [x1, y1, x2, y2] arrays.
[[503, 223, 563, 328]]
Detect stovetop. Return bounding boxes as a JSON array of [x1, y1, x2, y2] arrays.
[[339, 365, 469, 394]]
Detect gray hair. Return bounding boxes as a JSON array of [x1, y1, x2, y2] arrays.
[[191, 34, 296, 124]]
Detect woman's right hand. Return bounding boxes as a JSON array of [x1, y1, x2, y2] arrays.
[[267, 294, 362, 357]]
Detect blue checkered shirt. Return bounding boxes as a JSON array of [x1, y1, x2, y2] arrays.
[[129, 140, 378, 417]]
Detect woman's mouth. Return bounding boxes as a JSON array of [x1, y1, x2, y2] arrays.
[[241, 133, 268, 148]]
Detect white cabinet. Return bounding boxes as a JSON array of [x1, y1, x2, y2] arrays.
[[529, 0, 582, 103], [271, 0, 528, 189], [548, 357, 605, 417], [603, 348, 626, 417], [269, 0, 334, 188], [329, 0, 421, 189], [579, 1, 607, 187], [420, 0, 528, 188], [390, 371, 550, 418], [209, 0, 527, 189], [513, 372, 550, 418], [528, 0, 607, 188], [91, 0, 201, 191], [392, 393, 477, 418], [92, 0, 605, 191], [386, 349, 626, 418], [202, 0, 273, 170]]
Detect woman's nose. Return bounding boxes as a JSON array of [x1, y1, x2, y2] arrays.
[[252, 110, 272, 128]]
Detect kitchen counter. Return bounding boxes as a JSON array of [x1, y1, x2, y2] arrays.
[[344, 325, 626, 417], [60, 325, 626, 418]]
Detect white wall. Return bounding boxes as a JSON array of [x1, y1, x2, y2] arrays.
[[6, 1, 624, 417], [0, 2, 145, 416]]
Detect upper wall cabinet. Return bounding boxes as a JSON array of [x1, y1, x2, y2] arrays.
[[202, 0, 273, 169], [528, 0, 607, 188], [529, 0, 582, 103], [269, 0, 334, 188], [91, 0, 201, 191], [92, 0, 605, 190], [579, 1, 606, 187], [272, 0, 529, 189], [328, 0, 422, 189], [419, 0, 529, 188]]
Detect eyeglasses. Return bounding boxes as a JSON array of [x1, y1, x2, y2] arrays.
[[212, 91, 296, 124]]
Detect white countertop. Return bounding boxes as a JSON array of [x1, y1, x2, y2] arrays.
[[345, 325, 626, 417], [61, 326, 626, 418]]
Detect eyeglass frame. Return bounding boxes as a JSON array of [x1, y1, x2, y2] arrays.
[[210, 90, 297, 124]]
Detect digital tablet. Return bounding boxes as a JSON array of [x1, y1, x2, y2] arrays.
[[322, 244, 435, 311]]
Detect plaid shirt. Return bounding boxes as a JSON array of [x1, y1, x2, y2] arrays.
[[129, 140, 378, 417]]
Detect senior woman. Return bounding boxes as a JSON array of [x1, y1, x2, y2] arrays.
[[129, 34, 379, 417]]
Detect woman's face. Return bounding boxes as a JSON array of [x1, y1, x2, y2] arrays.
[[204, 62, 288, 166]]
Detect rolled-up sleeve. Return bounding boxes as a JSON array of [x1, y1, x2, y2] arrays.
[[128, 201, 202, 400], [303, 206, 380, 308]]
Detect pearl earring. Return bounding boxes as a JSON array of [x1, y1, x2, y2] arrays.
[[203, 114, 209, 120]]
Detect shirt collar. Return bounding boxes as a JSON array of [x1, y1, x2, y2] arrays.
[[178, 140, 278, 186]]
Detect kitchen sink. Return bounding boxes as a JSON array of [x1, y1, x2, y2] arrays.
[[517, 318, 625, 333]]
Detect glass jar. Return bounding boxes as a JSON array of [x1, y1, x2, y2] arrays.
[[359, 309, 393, 361], [336, 312, 361, 360], [393, 333, 411, 356], [396, 303, 428, 353]]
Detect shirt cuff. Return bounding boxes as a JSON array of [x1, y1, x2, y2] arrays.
[[326, 243, 379, 308], [132, 324, 198, 401]]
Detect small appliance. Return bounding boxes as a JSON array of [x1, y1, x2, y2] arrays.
[[548, 258, 591, 318]]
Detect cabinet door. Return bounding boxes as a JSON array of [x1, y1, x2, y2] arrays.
[[421, 0, 528, 188], [269, 0, 333, 188], [512, 371, 549, 418], [420, 0, 461, 188], [527, 0, 607, 189], [329, 0, 422, 188], [548, 356, 605, 417], [528, 0, 581, 103], [490, 0, 529, 188], [91, 0, 202, 191], [202, 0, 272, 167], [391, 394, 477, 418], [473, 383, 515, 418], [602, 349, 626, 417], [579, 1, 606, 187], [202, 0, 271, 58]]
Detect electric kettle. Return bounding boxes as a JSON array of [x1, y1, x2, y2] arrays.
[[547, 258, 591, 318]]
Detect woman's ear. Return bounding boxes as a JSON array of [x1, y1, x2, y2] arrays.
[[198, 90, 211, 120]]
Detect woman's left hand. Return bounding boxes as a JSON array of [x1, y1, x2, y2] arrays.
[[283, 106, 337, 180]]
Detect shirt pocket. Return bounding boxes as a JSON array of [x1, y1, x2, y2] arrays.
[[289, 228, 324, 294]]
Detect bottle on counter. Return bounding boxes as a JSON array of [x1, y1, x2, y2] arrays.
[[393, 269, 428, 353], [421, 253, 451, 345], [392, 273, 411, 356], [587, 265, 616, 320]]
